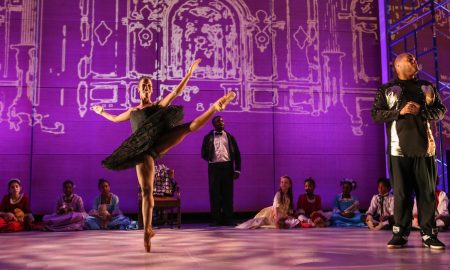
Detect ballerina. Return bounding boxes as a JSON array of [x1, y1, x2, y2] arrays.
[[93, 58, 236, 252]]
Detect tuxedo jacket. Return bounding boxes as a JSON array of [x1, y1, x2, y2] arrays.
[[201, 130, 241, 172]]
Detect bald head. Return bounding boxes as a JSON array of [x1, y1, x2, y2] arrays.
[[394, 53, 419, 80], [394, 53, 408, 66]]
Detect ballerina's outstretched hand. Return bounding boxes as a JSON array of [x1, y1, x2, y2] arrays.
[[187, 58, 202, 76], [93, 105, 104, 115], [159, 58, 202, 107]]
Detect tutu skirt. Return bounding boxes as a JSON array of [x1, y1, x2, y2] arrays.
[[102, 105, 184, 170]]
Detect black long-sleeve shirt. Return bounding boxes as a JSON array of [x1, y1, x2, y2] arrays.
[[371, 78, 446, 157]]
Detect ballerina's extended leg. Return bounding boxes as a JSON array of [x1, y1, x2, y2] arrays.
[[152, 91, 236, 156]]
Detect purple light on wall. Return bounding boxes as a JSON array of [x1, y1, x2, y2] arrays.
[[378, 0, 389, 84], [0, 0, 387, 214], [378, 0, 390, 178]]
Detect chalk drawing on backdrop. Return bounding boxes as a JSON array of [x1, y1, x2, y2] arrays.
[[74, 0, 382, 136], [2, 0, 447, 137], [0, 0, 64, 134]]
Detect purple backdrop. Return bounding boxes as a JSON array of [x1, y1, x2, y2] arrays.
[[0, 0, 395, 214]]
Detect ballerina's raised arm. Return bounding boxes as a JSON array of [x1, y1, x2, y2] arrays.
[[158, 58, 202, 107]]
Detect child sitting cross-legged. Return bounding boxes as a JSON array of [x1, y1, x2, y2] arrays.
[[330, 179, 365, 227], [365, 177, 394, 231], [296, 177, 330, 228]]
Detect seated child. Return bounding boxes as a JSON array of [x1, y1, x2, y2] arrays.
[[0, 179, 35, 232], [413, 178, 450, 231], [85, 179, 137, 230], [237, 176, 299, 229], [365, 177, 394, 230], [435, 189, 450, 230], [330, 179, 365, 227], [42, 180, 88, 232], [296, 177, 330, 228]]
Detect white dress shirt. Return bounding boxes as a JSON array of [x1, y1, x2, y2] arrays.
[[211, 131, 230, 163]]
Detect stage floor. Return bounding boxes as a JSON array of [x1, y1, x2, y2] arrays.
[[1, 225, 449, 270]]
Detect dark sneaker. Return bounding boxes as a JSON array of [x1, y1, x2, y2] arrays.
[[422, 235, 446, 250], [387, 234, 408, 248]]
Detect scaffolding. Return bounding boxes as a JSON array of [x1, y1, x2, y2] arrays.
[[384, 0, 450, 191]]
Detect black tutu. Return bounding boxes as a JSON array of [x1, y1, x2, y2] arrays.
[[102, 105, 184, 170]]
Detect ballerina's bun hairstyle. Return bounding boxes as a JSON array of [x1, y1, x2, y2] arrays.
[[138, 76, 151, 83]]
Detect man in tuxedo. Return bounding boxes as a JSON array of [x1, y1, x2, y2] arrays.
[[201, 116, 241, 226]]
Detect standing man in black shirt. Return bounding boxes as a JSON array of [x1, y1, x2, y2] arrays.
[[372, 53, 447, 249], [202, 116, 241, 226]]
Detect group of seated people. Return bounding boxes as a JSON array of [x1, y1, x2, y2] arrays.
[[0, 164, 178, 233], [2, 174, 449, 232], [0, 178, 137, 233], [237, 176, 450, 231]]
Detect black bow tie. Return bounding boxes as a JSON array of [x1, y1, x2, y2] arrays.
[[215, 131, 223, 135]]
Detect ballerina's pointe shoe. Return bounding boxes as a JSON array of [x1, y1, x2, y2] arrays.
[[213, 91, 236, 111], [144, 229, 155, 253]]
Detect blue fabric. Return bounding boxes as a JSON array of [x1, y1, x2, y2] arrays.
[[330, 194, 366, 227], [333, 194, 358, 212], [91, 194, 120, 213], [330, 212, 366, 227], [85, 215, 138, 230], [85, 193, 138, 230]]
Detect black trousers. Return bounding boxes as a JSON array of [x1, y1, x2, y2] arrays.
[[389, 155, 437, 236], [208, 161, 234, 223]]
